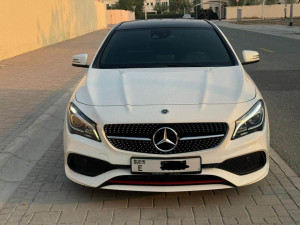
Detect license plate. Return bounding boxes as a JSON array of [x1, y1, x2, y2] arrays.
[[131, 157, 201, 174]]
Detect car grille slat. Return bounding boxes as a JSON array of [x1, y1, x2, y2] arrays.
[[104, 123, 228, 154]]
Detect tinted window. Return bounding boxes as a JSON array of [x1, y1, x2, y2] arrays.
[[99, 28, 234, 68]]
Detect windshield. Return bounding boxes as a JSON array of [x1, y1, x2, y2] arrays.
[[98, 28, 235, 68]]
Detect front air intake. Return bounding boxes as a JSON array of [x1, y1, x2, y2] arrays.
[[67, 154, 115, 177], [217, 151, 267, 175]]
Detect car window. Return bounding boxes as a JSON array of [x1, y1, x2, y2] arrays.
[[99, 28, 234, 68]]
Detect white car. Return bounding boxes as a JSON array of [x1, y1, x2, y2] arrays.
[[64, 20, 269, 192], [183, 14, 192, 19]]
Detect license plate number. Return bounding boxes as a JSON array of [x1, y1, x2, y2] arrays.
[[131, 157, 201, 174]]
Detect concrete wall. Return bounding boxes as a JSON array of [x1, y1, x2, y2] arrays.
[[107, 10, 135, 25], [226, 3, 300, 19], [0, 0, 107, 61]]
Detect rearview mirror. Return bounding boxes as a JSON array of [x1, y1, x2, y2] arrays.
[[242, 50, 259, 65], [72, 54, 89, 68]]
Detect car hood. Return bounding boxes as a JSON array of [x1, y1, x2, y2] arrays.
[[75, 66, 256, 106]]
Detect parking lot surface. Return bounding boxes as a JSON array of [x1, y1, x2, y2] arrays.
[[0, 134, 299, 224], [0, 24, 299, 224]]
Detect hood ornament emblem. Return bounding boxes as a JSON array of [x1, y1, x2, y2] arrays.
[[161, 109, 169, 114]]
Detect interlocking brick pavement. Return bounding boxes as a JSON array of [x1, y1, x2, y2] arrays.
[[0, 28, 111, 151], [0, 134, 299, 225]]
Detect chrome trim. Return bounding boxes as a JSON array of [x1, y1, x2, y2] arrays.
[[107, 136, 151, 141], [180, 134, 224, 141], [153, 127, 179, 152]]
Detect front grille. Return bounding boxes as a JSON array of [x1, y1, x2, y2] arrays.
[[104, 123, 228, 154]]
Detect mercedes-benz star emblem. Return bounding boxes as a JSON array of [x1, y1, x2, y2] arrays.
[[153, 127, 178, 152], [161, 109, 169, 114]]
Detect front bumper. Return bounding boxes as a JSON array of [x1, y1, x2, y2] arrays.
[[63, 116, 270, 192]]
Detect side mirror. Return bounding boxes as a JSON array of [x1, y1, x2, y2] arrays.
[[242, 50, 259, 65], [72, 54, 89, 68]]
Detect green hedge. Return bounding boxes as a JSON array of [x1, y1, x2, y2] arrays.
[[146, 13, 184, 19]]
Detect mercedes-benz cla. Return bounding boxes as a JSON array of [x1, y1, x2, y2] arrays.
[[64, 20, 270, 192]]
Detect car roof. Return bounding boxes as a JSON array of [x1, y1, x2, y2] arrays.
[[117, 19, 212, 30]]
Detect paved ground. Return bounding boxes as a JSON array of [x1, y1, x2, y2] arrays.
[[215, 21, 300, 40], [0, 27, 111, 210], [0, 24, 299, 224], [216, 22, 300, 176], [0, 135, 300, 225], [0, 28, 110, 150], [228, 18, 300, 27]]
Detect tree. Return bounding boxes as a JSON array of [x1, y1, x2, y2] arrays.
[[115, 0, 144, 19], [265, 0, 279, 5], [193, 4, 201, 18], [229, 0, 279, 6], [169, 0, 192, 13], [153, 4, 169, 14]]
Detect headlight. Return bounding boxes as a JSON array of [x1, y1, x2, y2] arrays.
[[232, 100, 265, 139], [67, 103, 101, 142]]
